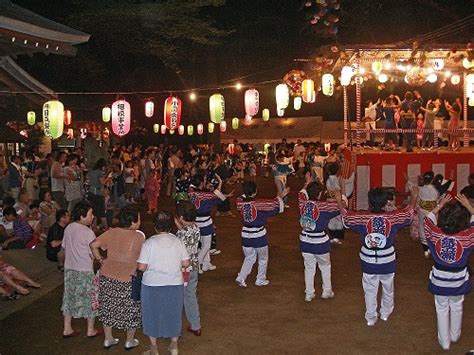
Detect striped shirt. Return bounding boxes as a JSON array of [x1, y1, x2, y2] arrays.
[[13, 217, 33, 243]]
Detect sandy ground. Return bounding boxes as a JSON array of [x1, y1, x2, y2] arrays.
[[0, 176, 472, 355]]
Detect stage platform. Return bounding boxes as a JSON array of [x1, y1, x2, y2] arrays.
[[352, 148, 473, 210]]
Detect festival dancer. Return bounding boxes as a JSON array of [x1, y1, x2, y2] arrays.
[[298, 176, 345, 301], [418, 171, 439, 258], [342, 186, 418, 326], [235, 181, 288, 288], [325, 162, 345, 244], [188, 174, 231, 273], [423, 194, 473, 351]]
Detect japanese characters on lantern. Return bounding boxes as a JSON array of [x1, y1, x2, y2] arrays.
[[43, 99, 64, 139], [164, 96, 182, 130], [244, 89, 259, 116], [322, 74, 334, 96], [111, 99, 131, 137], [209, 93, 225, 123]]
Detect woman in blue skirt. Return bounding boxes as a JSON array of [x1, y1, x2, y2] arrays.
[[137, 211, 190, 355]]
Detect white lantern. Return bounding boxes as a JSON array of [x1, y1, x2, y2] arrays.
[[433, 59, 444, 70], [427, 73, 438, 83], [275, 84, 289, 110], [378, 74, 388, 83], [293, 97, 302, 110], [160, 124, 167, 134], [451, 74, 461, 85], [340, 66, 353, 86], [277, 108, 285, 117], [322, 74, 334, 96], [145, 101, 154, 118]]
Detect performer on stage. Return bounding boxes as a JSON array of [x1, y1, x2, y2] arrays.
[[423, 194, 473, 351], [235, 181, 288, 288], [188, 174, 231, 274], [298, 176, 345, 302], [342, 186, 418, 326]]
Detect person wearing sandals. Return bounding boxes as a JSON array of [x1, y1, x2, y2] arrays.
[[0, 250, 40, 297], [89, 206, 145, 350], [61, 200, 101, 338], [137, 211, 190, 355]]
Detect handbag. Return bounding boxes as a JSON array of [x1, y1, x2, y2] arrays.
[[131, 269, 143, 301]]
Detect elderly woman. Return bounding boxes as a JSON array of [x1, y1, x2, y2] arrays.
[[138, 211, 190, 355], [90, 206, 145, 350], [61, 200, 100, 338]]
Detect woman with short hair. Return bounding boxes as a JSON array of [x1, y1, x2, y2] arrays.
[[90, 205, 145, 350], [138, 211, 190, 355]]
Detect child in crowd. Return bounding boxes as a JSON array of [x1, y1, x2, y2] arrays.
[[248, 159, 257, 182], [235, 181, 288, 288], [299, 176, 345, 301], [173, 168, 191, 204], [188, 174, 230, 273], [144, 169, 161, 214], [124, 160, 137, 204], [1, 207, 35, 249], [273, 154, 294, 208], [325, 163, 345, 244], [417, 171, 439, 257], [423, 194, 473, 351], [342, 186, 418, 326]]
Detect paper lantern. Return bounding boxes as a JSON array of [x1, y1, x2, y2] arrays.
[[209, 93, 225, 123], [427, 73, 438, 83], [433, 59, 444, 70], [153, 124, 159, 133], [310, 90, 316, 103], [469, 97, 474, 107], [372, 62, 383, 75], [27, 111, 35, 125], [169, 129, 175, 135], [277, 108, 285, 117], [262, 108, 270, 121], [450, 74, 461, 85], [64, 110, 72, 126], [220, 121, 227, 133], [293, 96, 302, 110], [244, 114, 252, 126], [232, 117, 239, 129], [275, 84, 290, 110], [160, 124, 167, 134], [102, 107, 111, 122], [197, 123, 204, 135], [466, 74, 474, 99], [164, 96, 182, 130], [302, 79, 315, 103], [322, 74, 334, 96], [111, 99, 131, 136], [178, 125, 185, 135], [378, 74, 388, 83], [462, 58, 474, 69], [43, 100, 64, 139], [80, 128, 87, 140], [340, 66, 353, 86], [324, 143, 331, 152], [244, 89, 259, 116], [208, 122, 215, 133], [145, 101, 154, 118], [187, 125, 194, 136]]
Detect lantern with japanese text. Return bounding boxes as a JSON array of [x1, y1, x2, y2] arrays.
[[153, 124, 159, 133], [232, 117, 239, 129], [27, 111, 35, 125], [102, 107, 111, 122], [160, 125, 167, 135], [43, 99, 64, 139], [187, 125, 194, 136], [302, 79, 315, 103], [178, 125, 185, 135], [145, 101, 154, 118], [209, 93, 225, 123], [208, 122, 215, 133], [262, 108, 270, 121], [275, 84, 290, 110], [340, 66, 353, 86], [111, 99, 131, 137], [164, 96, 182, 130], [220, 121, 227, 133], [244, 89, 259, 116], [322, 74, 334, 96], [197, 123, 204, 135], [64, 110, 72, 126], [293, 97, 302, 110]]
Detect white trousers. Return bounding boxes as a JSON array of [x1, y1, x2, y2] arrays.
[[237, 246, 268, 283], [362, 273, 394, 323], [198, 234, 212, 268], [434, 295, 464, 350], [302, 252, 332, 296]]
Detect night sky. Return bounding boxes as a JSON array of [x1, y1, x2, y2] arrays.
[[5, 0, 474, 124]]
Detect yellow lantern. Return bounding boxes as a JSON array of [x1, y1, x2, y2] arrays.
[[462, 58, 474, 69], [208, 122, 215, 133], [322, 74, 334, 96], [275, 84, 289, 110], [302, 79, 315, 103], [170, 129, 175, 135], [187, 125, 194, 136], [262, 108, 270, 121], [451, 74, 461, 85], [27, 111, 36, 125], [209, 93, 225, 123], [372, 62, 383, 75], [43, 99, 64, 139], [102, 107, 111, 122], [469, 97, 474, 107], [153, 124, 159, 133], [232, 117, 239, 129]]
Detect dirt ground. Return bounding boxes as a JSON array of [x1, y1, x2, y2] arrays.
[[0, 176, 473, 355]]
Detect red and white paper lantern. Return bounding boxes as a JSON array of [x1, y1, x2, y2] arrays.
[[244, 89, 259, 116], [111, 99, 131, 137], [164, 96, 182, 130]]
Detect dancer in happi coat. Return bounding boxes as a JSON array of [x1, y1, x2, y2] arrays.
[[235, 181, 288, 288]]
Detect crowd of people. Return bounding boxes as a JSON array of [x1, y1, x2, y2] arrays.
[[0, 137, 473, 353], [363, 90, 464, 151]]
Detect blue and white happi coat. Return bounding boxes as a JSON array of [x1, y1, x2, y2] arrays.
[[188, 189, 226, 237]]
